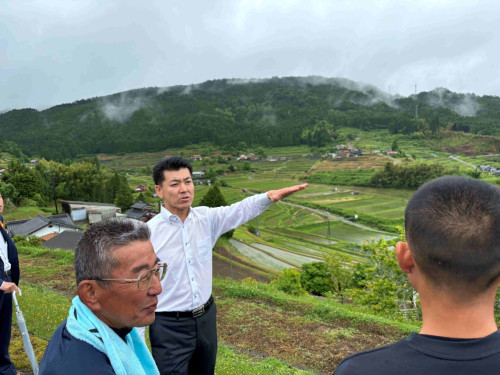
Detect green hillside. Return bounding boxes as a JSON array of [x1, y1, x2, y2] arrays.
[[2, 77, 500, 161]]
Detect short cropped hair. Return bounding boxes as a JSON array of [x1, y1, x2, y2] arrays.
[[405, 176, 500, 293], [74, 218, 151, 286], [153, 156, 193, 185]]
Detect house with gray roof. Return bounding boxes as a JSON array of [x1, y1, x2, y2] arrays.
[[43, 231, 84, 251], [6, 213, 82, 238], [125, 201, 157, 222]]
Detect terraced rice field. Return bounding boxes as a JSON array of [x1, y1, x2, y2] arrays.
[[271, 239, 328, 256], [250, 243, 322, 267], [248, 204, 324, 228], [330, 197, 407, 219], [309, 222, 396, 244], [274, 229, 336, 245], [230, 240, 294, 271]]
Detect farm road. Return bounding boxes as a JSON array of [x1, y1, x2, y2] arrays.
[[448, 155, 476, 169], [280, 201, 394, 235]]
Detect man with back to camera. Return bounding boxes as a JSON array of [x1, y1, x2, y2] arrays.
[[144, 156, 307, 375], [334, 175, 500, 375], [0, 192, 21, 375], [39, 219, 163, 375]]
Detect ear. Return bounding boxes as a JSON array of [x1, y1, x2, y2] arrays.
[[77, 280, 103, 313], [154, 184, 164, 199], [395, 241, 415, 274]]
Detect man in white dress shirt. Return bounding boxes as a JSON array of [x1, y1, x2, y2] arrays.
[[146, 156, 307, 375]]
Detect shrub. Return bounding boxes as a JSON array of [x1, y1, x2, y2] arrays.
[[247, 224, 258, 235], [271, 269, 307, 296], [300, 262, 334, 296], [13, 235, 44, 248]]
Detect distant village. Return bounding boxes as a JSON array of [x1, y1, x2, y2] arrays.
[[3, 145, 500, 252]]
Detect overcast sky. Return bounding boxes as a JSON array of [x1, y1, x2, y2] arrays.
[[1, 0, 499, 110]]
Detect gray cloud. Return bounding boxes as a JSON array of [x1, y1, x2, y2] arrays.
[[99, 97, 145, 123], [1, 0, 499, 110], [423, 88, 481, 117]]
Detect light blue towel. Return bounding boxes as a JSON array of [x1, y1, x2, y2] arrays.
[[66, 296, 159, 375]]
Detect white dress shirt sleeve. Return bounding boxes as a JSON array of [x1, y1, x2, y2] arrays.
[[208, 192, 272, 240]]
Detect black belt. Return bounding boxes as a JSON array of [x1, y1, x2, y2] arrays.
[[157, 295, 214, 319]]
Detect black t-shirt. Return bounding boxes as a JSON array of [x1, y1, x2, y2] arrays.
[[334, 330, 500, 375], [39, 320, 132, 375]]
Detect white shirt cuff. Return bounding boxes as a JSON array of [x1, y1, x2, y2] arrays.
[[258, 192, 273, 206]]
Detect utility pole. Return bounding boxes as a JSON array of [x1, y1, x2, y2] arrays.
[[327, 217, 331, 245], [46, 170, 58, 214], [415, 84, 419, 119], [229, 244, 234, 280]]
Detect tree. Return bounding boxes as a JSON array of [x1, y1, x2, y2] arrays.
[[199, 185, 234, 238], [300, 262, 334, 296], [106, 170, 121, 203], [301, 120, 336, 147], [349, 235, 418, 318], [114, 177, 134, 211], [468, 168, 481, 179], [324, 253, 353, 301], [255, 147, 267, 159], [391, 140, 399, 152], [0, 183, 17, 201], [429, 116, 440, 133], [4, 160, 40, 203]]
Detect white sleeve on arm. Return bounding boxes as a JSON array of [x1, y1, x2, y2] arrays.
[[208, 192, 272, 239]]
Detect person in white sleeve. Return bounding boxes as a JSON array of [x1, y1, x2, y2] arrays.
[[0, 192, 21, 375], [144, 156, 307, 375]]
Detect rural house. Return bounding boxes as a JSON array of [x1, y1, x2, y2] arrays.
[[43, 231, 84, 251], [6, 214, 82, 238], [125, 201, 158, 222], [192, 171, 205, 178], [61, 200, 123, 223]]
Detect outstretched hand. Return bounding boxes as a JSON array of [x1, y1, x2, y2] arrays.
[[267, 183, 308, 202]]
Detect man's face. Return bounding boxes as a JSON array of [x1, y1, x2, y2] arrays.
[[155, 168, 194, 217], [94, 240, 162, 329]]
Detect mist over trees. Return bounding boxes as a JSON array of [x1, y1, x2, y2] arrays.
[[1, 77, 500, 161]]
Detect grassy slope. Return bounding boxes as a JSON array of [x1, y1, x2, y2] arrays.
[[12, 245, 418, 374]]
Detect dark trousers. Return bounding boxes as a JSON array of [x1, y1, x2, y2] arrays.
[[150, 302, 217, 375], [0, 275, 16, 375]]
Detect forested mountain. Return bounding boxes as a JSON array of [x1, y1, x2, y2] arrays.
[[1, 76, 500, 161], [0, 135, 25, 158]]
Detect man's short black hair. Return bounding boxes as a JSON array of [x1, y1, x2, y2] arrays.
[[405, 176, 500, 294], [153, 156, 193, 185]]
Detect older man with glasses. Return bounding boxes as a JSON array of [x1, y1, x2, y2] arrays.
[[40, 218, 165, 375]]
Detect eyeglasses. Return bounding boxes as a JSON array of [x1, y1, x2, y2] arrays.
[[96, 263, 167, 291]]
